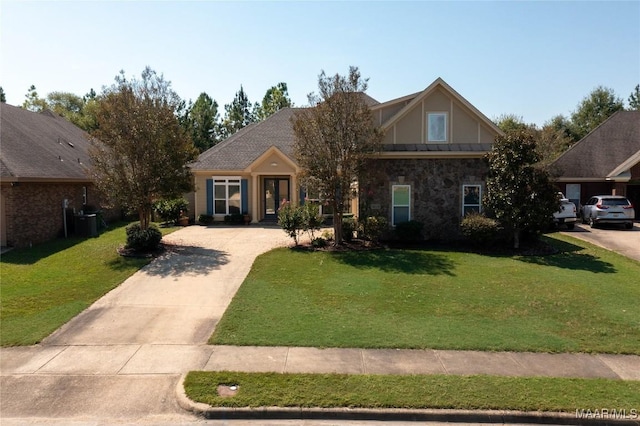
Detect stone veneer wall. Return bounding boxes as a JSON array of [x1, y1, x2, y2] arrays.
[[361, 158, 488, 240], [1, 182, 115, 248]]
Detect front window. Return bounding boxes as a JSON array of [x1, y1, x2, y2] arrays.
[[462, 185, 482, 216], [392, 185, 410, 226], [427, 113, 447, 142], [213, 178, 241, 215]]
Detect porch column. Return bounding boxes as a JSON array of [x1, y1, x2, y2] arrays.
[[291, 173, 297, 205], [251, 173, 259, 223]]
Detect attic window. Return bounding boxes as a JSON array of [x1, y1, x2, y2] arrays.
[[427, 113, 447, 142]]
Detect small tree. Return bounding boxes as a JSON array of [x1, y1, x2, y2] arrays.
[[292, 66, 383, 244], [89, 67, 197, 231], [484, 130, 559, 249], [570, 86, 623, 139]]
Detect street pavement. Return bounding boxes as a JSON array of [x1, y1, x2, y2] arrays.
[[1, 225, 639, 425]]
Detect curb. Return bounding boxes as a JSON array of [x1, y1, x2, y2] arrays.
[[175, 374, 639, 425]]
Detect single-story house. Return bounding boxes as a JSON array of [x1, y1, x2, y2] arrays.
[[191, 78, 502, 239], [551, 111, 640, 219], [0, 103, 110, 247]]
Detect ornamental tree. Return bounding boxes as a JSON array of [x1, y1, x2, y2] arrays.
[[484, 129, 559, 249], [89, 67, 197, 230]]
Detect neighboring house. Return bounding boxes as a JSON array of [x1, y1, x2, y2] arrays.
[[0, 103, 107, 248], [190, 78, 503, 239], [551, 111, 640, 219]]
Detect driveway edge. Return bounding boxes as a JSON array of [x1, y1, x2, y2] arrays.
[[175, 374, 639, 425]]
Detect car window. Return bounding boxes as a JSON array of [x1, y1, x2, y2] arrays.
[[587, 198, 597, 205], [601, 198, 630, 206]]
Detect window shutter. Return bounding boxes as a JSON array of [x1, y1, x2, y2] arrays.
[[206, 179, 213, 215], [241, 179, 248, 213]]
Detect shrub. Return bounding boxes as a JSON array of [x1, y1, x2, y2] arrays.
[[278, 201, 304, 245], [224, 213, 244, 224], [394, 220, 424, 242], [198, 214, 214, 225], [321, 229, 334, 241], [153, 198, 188, 224], [341, 217, 357, 242], [460, 213, 500, 246], [311, 237, 328, 248], [301, 202, 324, 240], [125, 222, 162, 251], [359, 216, 388, 242]]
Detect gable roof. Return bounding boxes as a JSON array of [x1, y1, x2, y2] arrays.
[[191, 107, 299, 171], [0, 103, 93, 182], [551, 111, 640, 181], [379, 77, 503, 134]]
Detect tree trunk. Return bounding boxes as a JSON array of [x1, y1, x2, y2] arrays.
[[333, 202, 342, 245], [513, 229, 521, 249]]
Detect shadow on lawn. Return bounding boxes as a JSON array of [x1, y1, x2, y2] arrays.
[[333, 249, 456, 276], [0, 237, 85, 265], [515, 237, 617, 274], [108, 243, 230, 278]]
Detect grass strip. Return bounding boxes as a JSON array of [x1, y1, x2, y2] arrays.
[[210, 233, 640, 354], [0, 222, 177, 346], [185, 371, 640, 412]]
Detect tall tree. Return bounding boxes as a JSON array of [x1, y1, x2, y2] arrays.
[[0, 86, 6, 103], [628, 84, 640, 111], [89, 67, 197, 230], [185, 92, 221, 152], [570, 86, 623, 139], [484, 130, 559, 249], [22, 85, 47, 111], [255, 82, 293, 120], [536, 114, 576, 166], [293, 66, 383, 244], [222, 85, 255, 137], [494, 113, 533, 134]]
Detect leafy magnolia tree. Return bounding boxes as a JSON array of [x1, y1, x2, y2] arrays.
[[185, 92, 221, 152], [89, 67, 197, 230], [494, 114, 533, 134], [484, 130, 559, 249], [293, 66, 383, 244], [255, 82, 292, 120], [570, 86, 623, 139], [222, 85, 255, 137], [628, 84, 640, 110]]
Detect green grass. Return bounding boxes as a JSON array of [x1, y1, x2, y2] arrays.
[[211, 234, 640, 354], [185, 371, 640, 412], [0, 222, 178, 346]]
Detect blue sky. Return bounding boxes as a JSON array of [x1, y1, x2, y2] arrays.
[[1, 1, 638, 126]]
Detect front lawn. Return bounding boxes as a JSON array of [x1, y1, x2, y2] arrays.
[[185, 371, 640, 412], [211, 234, 640, 354], [0, 222, 178, 346]]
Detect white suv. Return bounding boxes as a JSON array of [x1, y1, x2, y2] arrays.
[[581, 195, 635, 229]]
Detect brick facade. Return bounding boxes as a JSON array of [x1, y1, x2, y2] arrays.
[[0, 182, 117, 248], [361, 157, 488, 240]]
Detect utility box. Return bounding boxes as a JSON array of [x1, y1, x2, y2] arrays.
[[74, 214, 98, 237]]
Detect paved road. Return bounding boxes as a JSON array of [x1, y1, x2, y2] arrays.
[[561, 221, 640, 262]]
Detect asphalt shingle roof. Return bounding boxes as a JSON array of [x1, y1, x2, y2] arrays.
[[552, 111, 640, 178], [192, 107, 299, 170], [0, 103, 93, 181]]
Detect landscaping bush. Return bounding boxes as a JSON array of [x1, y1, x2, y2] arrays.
[[198, 214, 214, 225], [224, 213, 244, 224], [394, 220, 424, 242], [278, 201, 304, 245], [460, 213, 500, 246], [125, 222, 162, 251], [311, 237, 328, 248], [359, 216, 388, 242], [341, 217, 357, 242], [153, 198, 188, 224], [301, 202, 324, 240]]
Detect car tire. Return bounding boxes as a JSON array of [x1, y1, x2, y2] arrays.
[[581, 214, 588, 224], [625, 222, 633, 230], [566, 223, 575, 230]]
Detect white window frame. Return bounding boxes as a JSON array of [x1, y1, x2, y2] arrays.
[[462, 184, 482, 216], [427, 112, 447, 143], [82, 186, 87, 205], [392, 184, 411, 226], [212, 176, 242, 216]]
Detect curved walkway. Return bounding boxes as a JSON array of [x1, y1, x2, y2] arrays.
[[2, 225, 639, 424]]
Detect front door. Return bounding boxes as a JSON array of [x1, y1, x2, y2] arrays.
[[264, 178, 290, 220]]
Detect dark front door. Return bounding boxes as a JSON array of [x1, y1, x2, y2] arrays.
[[264, 178, 290, 220]]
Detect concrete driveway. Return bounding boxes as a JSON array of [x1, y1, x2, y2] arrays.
[[562, 221, 640, 262], [1, 225, 293, 424]]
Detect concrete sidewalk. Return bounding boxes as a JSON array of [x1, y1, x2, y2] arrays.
[[2, 343, 639, 380]]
